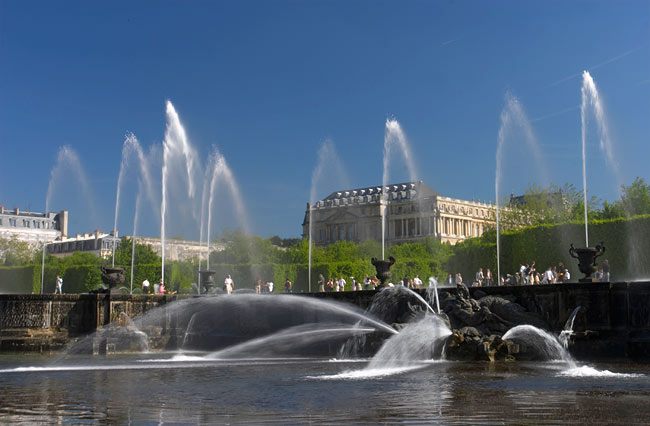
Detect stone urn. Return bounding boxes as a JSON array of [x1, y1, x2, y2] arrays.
[[198, 270, 216, 294], [101, 266, 126, 294], [569, 242, 605, 283], [371, 256, 396, 288]]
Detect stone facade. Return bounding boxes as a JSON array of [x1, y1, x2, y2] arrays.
[[302, 181, 495, 246], [0, 206, 67, 247]]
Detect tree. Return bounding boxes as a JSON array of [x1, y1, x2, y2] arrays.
[[0, 236, 38, 266], [619, 177, 650, 217], [113, 237, 160, 266], [497, 183, 597, 229]]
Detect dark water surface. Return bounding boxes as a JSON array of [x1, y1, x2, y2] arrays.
[[1, 353, 649, 425]]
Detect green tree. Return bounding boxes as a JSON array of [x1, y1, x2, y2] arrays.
[[0, 236, 37, 266], [619, 177, 650, 217], [113, 237, 160, 267], [498, 183, 597, 229]]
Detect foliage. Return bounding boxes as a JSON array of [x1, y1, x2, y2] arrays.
[[497, 183, 598, 230], [0, 236, 38, 266], [113, 237, 161, 266], [618, 177, 650, 217], [446, 215, 650, 281], [268, 235, 301, 248]]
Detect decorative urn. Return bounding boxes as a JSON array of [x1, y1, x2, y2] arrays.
[[371, 256, 396, 288], [101, 266, 126, 294], [198, 270, 216, 294], [569, 242, 605, 283]]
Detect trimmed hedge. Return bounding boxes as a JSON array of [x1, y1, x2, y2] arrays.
[[446, 215, 650, 281]]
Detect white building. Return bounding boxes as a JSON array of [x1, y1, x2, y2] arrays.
[[0, 206, 68, 247], [302, 181, 496, 246]]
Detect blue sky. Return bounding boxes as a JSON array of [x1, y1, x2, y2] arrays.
[[1, 0, 648, 239]]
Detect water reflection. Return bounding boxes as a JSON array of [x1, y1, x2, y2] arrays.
[[1, 355, 650, 424]]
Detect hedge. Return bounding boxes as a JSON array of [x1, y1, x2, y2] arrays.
[[446, 215, 650, 281]]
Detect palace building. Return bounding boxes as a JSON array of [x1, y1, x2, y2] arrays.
[[302, 181, 495, 246], [0, 206, 68, 246]]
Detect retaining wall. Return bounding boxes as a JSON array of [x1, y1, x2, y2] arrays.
[[1, 282, 649, 360]]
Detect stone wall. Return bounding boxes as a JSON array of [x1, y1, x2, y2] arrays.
[[1, 282, 649, 359]]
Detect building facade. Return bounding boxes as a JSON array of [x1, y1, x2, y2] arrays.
[[0, 206, 68, 246], [46, 230, 120, 258], [47, 233, 226, 261], [302, 181, 495, 246]]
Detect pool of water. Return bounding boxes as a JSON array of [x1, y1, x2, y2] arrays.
[[1, 353, 649, 424]]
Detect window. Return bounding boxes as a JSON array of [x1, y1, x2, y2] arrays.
[[10, 218, 17, 226]]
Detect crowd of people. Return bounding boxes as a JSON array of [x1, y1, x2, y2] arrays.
[[135, 259, 612, 296], [463, 259, 611, 287]]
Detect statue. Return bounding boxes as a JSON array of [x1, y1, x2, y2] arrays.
[[569, 242, 605, 282], [371, 256, 395, 288]]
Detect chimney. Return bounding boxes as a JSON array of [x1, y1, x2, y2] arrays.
[[14, 207, 19, 215]]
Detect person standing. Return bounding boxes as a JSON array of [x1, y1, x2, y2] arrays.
[[363, 274, 371, 290], [224, 274, 234, 294], [318, 274, 325, 292], [338, 276, 346, 292], [284, 278, 292, 293], [602, 259, 610, 282], [141, 278, 150, 294], [475, 268, 484, 287], [543, 266, 554, 284], [267, 281, 274, 293], [445, 274, 454, 286], [485, 269, 493, 287], [154, 279, 160, 295], [413, 275, 423, 289], [55, 274, 63, 294], [349, 276, 357, 291]]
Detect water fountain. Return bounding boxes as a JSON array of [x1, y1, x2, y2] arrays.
[[382, 118, 419, 260], [580, 71, 619, 247], [427, 277, 441, 314], [502, 324, 575, 365], [41, 146, 97, 293], [308, 140, 349, 292], [494, 93, 547, 283], [111, 133, 158, 268], [558, 306, 581, 349], [160, 100, 198, 286]]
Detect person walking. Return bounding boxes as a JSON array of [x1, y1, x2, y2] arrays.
[[55, 274, 63, 294], [338, 276, 346, 292], [224, 274, 234, 294], [284, 278, 292, 293]]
